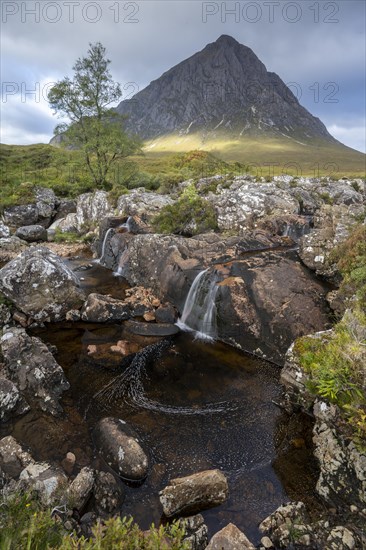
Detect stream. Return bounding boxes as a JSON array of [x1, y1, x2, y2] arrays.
[[1, 260, 322, 544]]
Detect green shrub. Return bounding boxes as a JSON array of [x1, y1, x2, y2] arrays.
[[153, 184, 217, 235], [0, 493, 189, 550]]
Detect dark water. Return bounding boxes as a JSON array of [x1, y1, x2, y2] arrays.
[[1, 261, 321, 544]]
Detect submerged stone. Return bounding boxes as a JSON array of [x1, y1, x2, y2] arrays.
[[93, 417, 148, 481]]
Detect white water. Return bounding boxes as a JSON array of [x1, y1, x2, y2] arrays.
[[95, 227, 114, 265], [177, 268, 219, 340]]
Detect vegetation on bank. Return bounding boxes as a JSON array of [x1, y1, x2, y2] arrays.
[[152, 183, 217, 236], [0, 492, 189, 550], [295, 224, 366, 447]]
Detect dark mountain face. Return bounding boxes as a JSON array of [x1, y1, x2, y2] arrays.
[[116, 35, 335, 143]]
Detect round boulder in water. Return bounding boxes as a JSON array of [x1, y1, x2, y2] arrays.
[[93, 418, 148, 481]]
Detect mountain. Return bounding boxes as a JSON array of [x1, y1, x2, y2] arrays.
[[116, 35, 336, 143]]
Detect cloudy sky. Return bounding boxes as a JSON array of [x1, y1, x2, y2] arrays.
[[1, 0, 365, 152]]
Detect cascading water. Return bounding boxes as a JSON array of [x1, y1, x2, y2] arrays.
[[95, 227, 114, 265], [177, 268, 219, 340]]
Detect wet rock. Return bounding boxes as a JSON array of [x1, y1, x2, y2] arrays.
[[15, 224, 48, 242], [81, 293, 130, 322], [94, 470, 125, 516], [0, 376, 29, 421], [19, 461, 68, 506], [125, 215, 150, 234], [125, 320, 179, 337], [206, 523, 255, 549], [0, 436, 34, 478], [0, 236, 28, 263], [0, 246, 85, 322], [155, 304, 178, 324], [1, 328, 70, 415], [179, 514, 208, 550], [117, 189, 175, 222], [159, 469, 228, 517], [76, 191, 113, 230], [68, 467, 95, 511], [0, 222, 10, 238], [298, 204, 363, 282], [93, 417, 149, 481]]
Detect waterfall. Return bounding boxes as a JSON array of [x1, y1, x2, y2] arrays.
[[120, 216, 133, 232], [95, 227, 114, 265], [177, 269, 219, 340]]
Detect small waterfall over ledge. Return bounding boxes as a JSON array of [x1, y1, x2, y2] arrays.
[[177, 268, 220, 340], [95, 217, 133, 266]]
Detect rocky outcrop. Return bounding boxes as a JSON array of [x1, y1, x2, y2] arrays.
[[0, 247, 85, 322], [117, 189, 175, 222], [1, 328, 70, 415], [159, 469, 228, 517], [259, 501, 360, 549], [76, 191, 113, 230], [15, 224, 48, 242], [211, 181, 299, 233], [93, 417, 149, 481], [281, 316, 366, 513], [298, 204, 364, 281], [206, 523, 255, 549]]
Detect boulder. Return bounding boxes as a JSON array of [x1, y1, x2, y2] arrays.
[[117, 189, 175, 222], [0, 376, 29, 421], [93, 418, 149, 481], [0, 236, 28, 263], [68, 467, 95, 510], [210, 181, 300, 233], [19, 461, 68, 506], [1, 328, 70, 415], [94, 471, 125, 516], [0, 246, 85, 322], [3, 187, 57, 229], [298, 204, 364, 281], [179, 515, 208, 550], [76, 191, 113, 230], [206, 523, 255, 550], [159, 469, 228, 517], [81, 294, 130, 322], [15, 225, 48, 242], [0, 436, 34, 478], [0, 222, 10, 238], [53, 199, 77, 222], [3, 203, 39, 228]]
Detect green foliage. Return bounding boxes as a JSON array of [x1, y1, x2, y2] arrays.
[[48, 42, 141, 188], [296, 309, 366, 445], [334, 224, 366, 308], [0, 492, 65, 550], [0, 493, 189, 550], [152, 184, 218, 236], [61, 516, 189, 549]]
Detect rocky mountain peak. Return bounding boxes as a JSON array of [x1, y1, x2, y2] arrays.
[[117, 35, 335, 143]]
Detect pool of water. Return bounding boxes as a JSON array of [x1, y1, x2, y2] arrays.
[[1, 260, 322, 544], [2, 317, 321, 544]]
